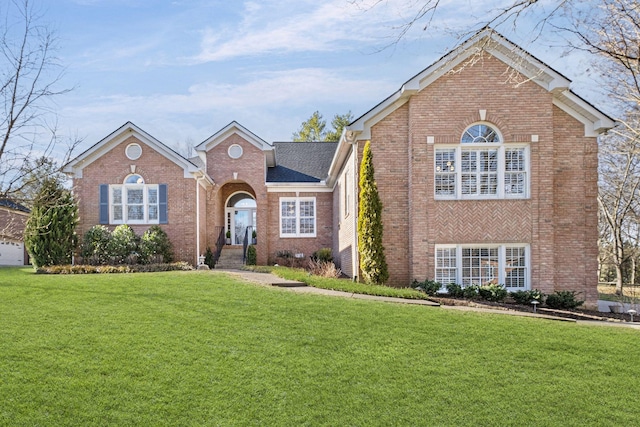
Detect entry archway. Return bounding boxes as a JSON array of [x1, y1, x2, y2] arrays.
[[225, 192, 257, 245]]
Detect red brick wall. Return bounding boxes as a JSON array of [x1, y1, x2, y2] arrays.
[[364, 104, 411, 285], [73, 135, 198, 263], [204, 134, 268, 264], [266, 191, 333, 264], [361, 54, 598, 303], [0, 207, 27, 241], [552, 105, 599, 305]]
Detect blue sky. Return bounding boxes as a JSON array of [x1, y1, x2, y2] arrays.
[[34, 0, 603, 156]]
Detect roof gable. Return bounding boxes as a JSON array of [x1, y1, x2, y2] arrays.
[[195, 121, 275, 167], [63, 122, 200, 179], [347, 28, 614, 140]]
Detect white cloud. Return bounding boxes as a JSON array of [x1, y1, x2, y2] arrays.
[[58, 67, 397, 147], [191, 0, 403, 63]]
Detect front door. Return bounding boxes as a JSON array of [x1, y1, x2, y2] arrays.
[[232, 208, 256, 244], [226, 192, 257, 245]]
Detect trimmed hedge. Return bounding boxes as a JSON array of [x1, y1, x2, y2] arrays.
[[36, 262, 193, 274]]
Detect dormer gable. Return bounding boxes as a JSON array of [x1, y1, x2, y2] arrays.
[[195, 121, 275, 167]]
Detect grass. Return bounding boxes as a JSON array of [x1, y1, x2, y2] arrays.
[[249, 265, 430, 300], [1, 267, 639, 426], [598, 283, 640, 303]]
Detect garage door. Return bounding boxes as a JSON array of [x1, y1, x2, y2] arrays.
[[0, 239, 24, 266]]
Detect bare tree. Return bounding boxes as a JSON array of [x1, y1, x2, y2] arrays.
[[598, 118, 640, 295], [0, 0, 79, 206], [349, 0, 570, 49]]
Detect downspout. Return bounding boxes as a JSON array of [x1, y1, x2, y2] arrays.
[[196, 175, 205, 264], [352, 140, 359, 282]]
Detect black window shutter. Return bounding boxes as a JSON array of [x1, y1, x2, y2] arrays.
[[99, 184, 109, 224], [159, 184, 168, 224]]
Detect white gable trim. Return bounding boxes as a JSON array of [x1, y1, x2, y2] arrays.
[[195, 121, 275, 167], [63, 122, 200, 179], [328, 28, 614, 181], [266, 182, 332, 193], [553, 92, 615, 137]]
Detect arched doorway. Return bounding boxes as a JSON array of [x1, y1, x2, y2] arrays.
[[225, 192, 257, 245]]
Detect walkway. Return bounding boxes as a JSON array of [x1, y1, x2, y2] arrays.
[[597, 299, 640, 314], [217, 269, 640, 330]]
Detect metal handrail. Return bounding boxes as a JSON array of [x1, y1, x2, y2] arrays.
[[213, 226, 225, 267], [242, 226, 253, 263]]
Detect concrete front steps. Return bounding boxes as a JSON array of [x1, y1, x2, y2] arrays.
[[215, 246, 245, 269]]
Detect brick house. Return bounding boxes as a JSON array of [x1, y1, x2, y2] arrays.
[[0, 199, 29, 266], [64, 29, 613, 306]]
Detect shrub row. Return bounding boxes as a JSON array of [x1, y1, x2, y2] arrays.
[[36, 262, 193, 274], [80, 224, 174, 265], [415, 279, 584, 309]]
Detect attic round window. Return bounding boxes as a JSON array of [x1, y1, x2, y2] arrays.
[[228, 144, 243, 159], [125, 143, 142, 160]]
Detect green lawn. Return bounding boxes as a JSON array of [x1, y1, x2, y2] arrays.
[[1, 268, 638, 426]]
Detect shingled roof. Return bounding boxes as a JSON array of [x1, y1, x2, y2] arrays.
[[267, 142, 338, 183], [0, 198, 29, 213]]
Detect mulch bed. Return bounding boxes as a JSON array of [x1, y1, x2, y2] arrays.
[[429, 297, 639, 323]]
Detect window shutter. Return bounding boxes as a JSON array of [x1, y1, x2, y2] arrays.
[[99, 184, 109, 224], [159, 184, 168, 224]]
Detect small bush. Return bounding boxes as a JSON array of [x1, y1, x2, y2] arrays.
[[446, 283, 464, 298], [140, 225, 174, 264], [311, 248, 333, 263], [478, 284, 508, 302], [80, 225, 112, 265], [413, 279, 442, 296], [462, 285, 479, 299], [276, 250, 293, 259], [511, 289, 545, 305], [204, 247, 215, 268], [545, 291, 584, 310], [246, 245, 257, 265], [274, 250, 304, 268], [108, 224, 139, 264], [307, 259, 341, 278]]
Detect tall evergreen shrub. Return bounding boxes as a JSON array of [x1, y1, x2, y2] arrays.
[[357, 141, 389, 285], [24, 179, 78, 267]]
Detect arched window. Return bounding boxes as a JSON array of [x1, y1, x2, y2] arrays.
[[461, 124, 501, 143], [125, 174, 145, 184], [109, 174, 160, 224], [227, 192, 256, 208], [434, 123, 528, 199]]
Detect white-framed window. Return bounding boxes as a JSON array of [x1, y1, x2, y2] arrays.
[[280, 197, 316, 237], [435, 244, 530, 290], [434, 123, 529, 199], [110, 174, 159, 224]]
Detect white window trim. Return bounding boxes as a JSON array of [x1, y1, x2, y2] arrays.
[[435, 244, 530, 290], [434, 143, 530, 200], [109, 183, 159, 225], [279, 197, 316, 238]]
